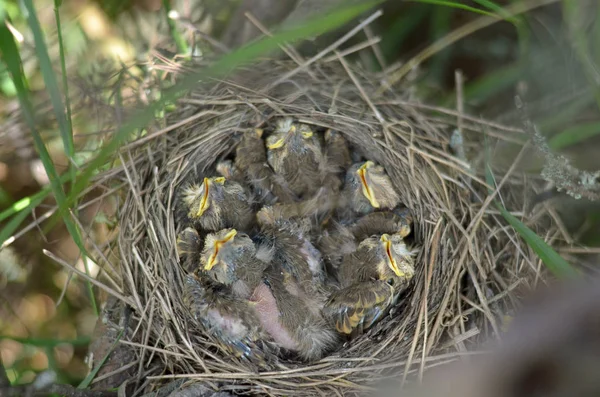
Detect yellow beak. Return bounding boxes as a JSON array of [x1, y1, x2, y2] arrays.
[[267, 138, 284, 149], [204, 229, 238, 271], [381, 234, 403, 277], [197, 178, 211, 217], [357, 162, 380, 208]]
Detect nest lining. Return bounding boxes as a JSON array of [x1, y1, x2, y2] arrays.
[[108, 60, 555, 396]]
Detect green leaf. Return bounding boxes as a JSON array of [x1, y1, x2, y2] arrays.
[[0, 18, 97, 314], [23, 0, 74, 167], [548, 121, 600, 150], [484, 163, 577, 279]]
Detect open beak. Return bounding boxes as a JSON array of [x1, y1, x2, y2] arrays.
[[197, 177, 211, 217], [204, 229, 238, 271], [357, 162, 380, 208], [267, 125, 296, 149], [381, 234, 403, 277]]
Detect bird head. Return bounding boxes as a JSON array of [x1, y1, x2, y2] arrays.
[[350, 161, 400, 210], [182, 176, 227, 219], [266, 118, 320, 156], [200, 228, 255, 285], [378, 233, 415, 281]]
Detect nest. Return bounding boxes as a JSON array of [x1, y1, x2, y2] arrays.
[[103, 59, 557, 396]]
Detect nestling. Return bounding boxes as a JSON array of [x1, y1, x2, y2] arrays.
[[349, 207, 413, 241], [317, 208, 414, 271], [324, 233, 416, 335], [340, 161, 401, 215], [181, 176, 255, 232], [216, 159, 244, 184], [198, 226, 337, 361], [200, 228, 268, 299], [176, 227, 204, 272], [234, 128, 296, 203], [322, 129, 352, 192], [266, 118, 325, 198], [255, 205, 326, 289], [252, 267, 339, 361], [183, 274, 271, 363]]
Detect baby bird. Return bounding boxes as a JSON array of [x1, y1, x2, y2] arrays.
[[318, 208, 414, 272], [176, 227, 204, 272], [349, 207, 413, 241], [235, 128, 296, 204], [200, 228, 268, 299], [255, 267, 340, 361], [181, 176, 255, 232], [322, 129, 352, 193], [324, 233, 416, 335], [198, 226, 337, 361], [183, 274, 270, 364], [266, 118, 325, 199], [255, 205, 325, 289], [341, 161, 401, 216], [216, 159, 244, 184]]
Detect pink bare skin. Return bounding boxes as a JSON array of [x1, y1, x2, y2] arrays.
[[250, 282, 298, 350]]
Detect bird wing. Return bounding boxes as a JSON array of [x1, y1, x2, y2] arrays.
[[324, 280, 394, 335]]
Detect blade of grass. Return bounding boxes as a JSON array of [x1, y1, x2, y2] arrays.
[[428, 5, 453, 83], [0, 172, 72, 223], [23, 0, 74, 173], [59, 0, 382, 217], [53, 0, 75, 189], [0, 19, 97, 314], [381, 0, 557, 92], [484, 147, 577, 278], [0, 186, 12, 206], [381, 4, 429, 61], [548, 121, 600, 150], [408, 0, 499, 18], [474, 0, 530, 56], [0, 335, 90, 347], [162, 0, 189, 55], [77, 328, 123, 389]]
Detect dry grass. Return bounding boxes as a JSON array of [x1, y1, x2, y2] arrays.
[[79, 55, 569, 395]]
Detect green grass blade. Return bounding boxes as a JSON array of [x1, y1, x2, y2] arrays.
[[60, 0, 382, 215], [0, 171, 72, 223], [0, 335, 90, 347], [77, 328, 123, 389], [408, 0, 499, 18], [0, 208, 33, 248], [23, 0, 74, 167], [381, 4, 428, 62], [428, 5, 453, 83], [484, 162, 577, 279], [53, 0, 75, 187], [0, 19, 97, 314], [162, 0, 189, 55], [548, 121, 600, 150], [472, 0, 518, 23]]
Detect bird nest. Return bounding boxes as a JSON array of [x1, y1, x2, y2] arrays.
[[100, 59, 556, 396]]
